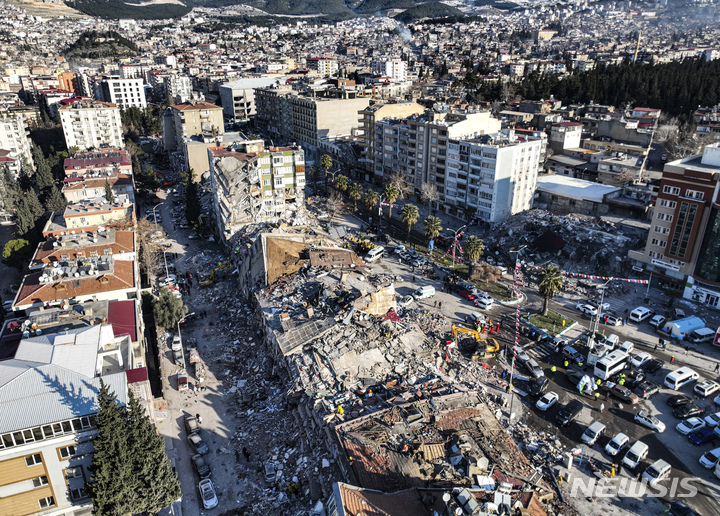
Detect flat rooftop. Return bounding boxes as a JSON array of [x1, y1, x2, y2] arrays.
[[536, 175, 621, 202]]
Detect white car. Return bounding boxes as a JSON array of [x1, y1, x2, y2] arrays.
[[393, 245, 406, 254], [635, 411, 666, 432], [619, 341, 634, 354], [198, 479, 218, 509], [575, 303, 597, 316], [536, 392, 559, 411], [699, 447, 720, 469], [605, 433, 629, 456], [704, 412, 720, 428], [631, 352, 651, 368], [694, 380, 720, 398], [515, 349, 531, 364], [676, 417, 706, 435], [397, 295, 414, 308]]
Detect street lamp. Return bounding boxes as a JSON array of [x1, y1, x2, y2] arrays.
[[507, 245, 527, 423], [152, 202, 164, 222], [449, 224, 468, 268]]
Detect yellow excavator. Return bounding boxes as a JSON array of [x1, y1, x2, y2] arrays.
[[200, 261, 229, 287], [451, 324, 499, 358]]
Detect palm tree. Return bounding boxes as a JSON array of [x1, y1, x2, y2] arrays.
[[348, 183, 362, 211], [539, 264, 564, 316], [383, 184, 400, 220], [335, 174, 349, 193], [364, 190, 379, 215], [464, 236, 484, 277], [320, 154, 332, 194], [401, 204, 419, 240], [423, 215, 442, 256]]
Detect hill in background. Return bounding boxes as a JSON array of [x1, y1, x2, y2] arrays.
[[64, 30, 138, 59]]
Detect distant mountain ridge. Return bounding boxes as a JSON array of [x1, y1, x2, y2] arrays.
[[64, 0, 460, 20]]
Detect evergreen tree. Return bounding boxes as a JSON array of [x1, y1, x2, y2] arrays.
[[45, 185, 67, 213], [15, 188, 43, 235], [126, 390, 181, 513], [86, 380, 136, 516], [105, 179, 114, 203], [183, 170, 202, 225], [32, 144, 54, 191]]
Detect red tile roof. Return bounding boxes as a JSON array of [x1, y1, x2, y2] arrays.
[[170, 102, 222, 111], [126, 367, 148, 384], [338, 484, 432, 516], [108, 300, 137, 341]]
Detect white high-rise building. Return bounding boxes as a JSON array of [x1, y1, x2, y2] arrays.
[[94, 77, 147, 109], [371, 58, 407, 82], [59, 100, 124, 151], [0, 111, 34, 175]]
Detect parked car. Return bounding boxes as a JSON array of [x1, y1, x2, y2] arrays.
[[635, 411, 666, 432], [699, 447, 720, 469], [704, 412, 720, 428], [515, 349, 531, 364], [185, 415, 200, 435], [192, 454, 211, 479], [605, 432, 630, 456], [604, 383, 640, 404], [605, 315, 622, 326], [397, 295, 414, 309], [644, 359, 665, 374], [650, 314, 667, 329], [536, 392, 559, 411], [529, 376, 550, 396], [575, 303, 597, 316], [695, 380, 720, 398], [188, 432, 209, 455], [631, 352, 651, 368], [624, 369, 646, 389], [643, 459, 671, 487], [459, 290, 476, 301], [198, 478, 218, 509], [673, 403, 704, 419], [264, 461, 277, 483], [556, 400, 583, 427], [676, 417, 706, 435], [564, 368, 585, 387], [689, 427, 717, 445], [667, 394, 693, 408], [634, 381, 661, 399]]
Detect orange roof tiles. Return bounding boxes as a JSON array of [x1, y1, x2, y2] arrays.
[[32, 230, 134, 266]]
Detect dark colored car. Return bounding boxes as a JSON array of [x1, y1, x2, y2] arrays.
[[448, 283, 465, 294], [187, 432, 209, 455], [644, 359, 665, 374], [689, 427, 717, 445], [556, 400, 584, 427], [564, 368, 585, 387], [624, 370, 646, 389], [634, 381, 661, 399], [192, 454, 211, 479], [665, 500, 701, 516], [673, 403, 704, 419], [667, 394, 693, 408], [529, 376, 550, 396]]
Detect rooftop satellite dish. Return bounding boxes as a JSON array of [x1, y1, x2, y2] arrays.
[[442, 493, 452, 503], [62, 303, 70, 310]]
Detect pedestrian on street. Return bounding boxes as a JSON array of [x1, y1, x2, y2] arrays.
[[438, 302, 442, 309], [196, 413, 202, 424], [684, 346, 689, 355], [434, 300, 437, 308], [671, 355, 675, 363], [715, 363, 719, 373], [654, 343, 658, 352]]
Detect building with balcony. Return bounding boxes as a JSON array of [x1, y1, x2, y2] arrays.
[[58, 100, 123, 152], [162, 101, 223, 152], [219, 77, 278, 122], [370, 58, 407, 82], [549, 122, 582, 153], [628, 143, 720, 303], [93, 77, 147, 109], [208, 141, 305, 241], [0, 111, 34, 175], [254, 85, 297, 142]]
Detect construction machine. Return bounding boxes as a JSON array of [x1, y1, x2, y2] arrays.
[[199, 261, 229, 287], [451, 324, 499, 358]]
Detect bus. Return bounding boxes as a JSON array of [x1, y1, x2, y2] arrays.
[[594, 350, 629, 380]]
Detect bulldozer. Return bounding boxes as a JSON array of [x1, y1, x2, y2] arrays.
[[450, 324, 499, 359], [200, 261, 230, 287]]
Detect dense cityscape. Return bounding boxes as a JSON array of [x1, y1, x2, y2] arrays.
[[1, 0, 720, 515]]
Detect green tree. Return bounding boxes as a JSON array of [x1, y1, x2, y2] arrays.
[[423, 215, 442, 256], [32, 144, 55, 191], [335, 174, 348, 193], [105, 179, 114, 203], [463, 236, 485, 277], [183, 169, 202, 226], [348, 183, 362, 211], [45, 185, 67, 212], [153, 289, 188, 329], [383, 184, 400, 220], [539, 264, 564, 316], [401, 203, 419, 240], [3, 238, 31, 268], [126, 390, 181, 512], [15, 188, 43, 236], [364, 189, 379, 214], [320, 154, 332, 193], [87, 380, 136, 516]]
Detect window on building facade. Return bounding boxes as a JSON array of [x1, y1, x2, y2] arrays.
[[39, 497, 55, 509], [663, 186, 680, 195], [26, 454, 43, 467], [659, 199, 677, 209], [669, 201, 698, 258], [32, 476, 49, 488]]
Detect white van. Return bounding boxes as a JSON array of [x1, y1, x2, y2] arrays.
[[664, 366, 700, 390], [688, 327, 715, 344], [475, 297, 494, 310], [622, 441, 649, 469], [581, 421, 606, 446], [602, 334, 620, 349], [619, 341, 634, 354], [629, 306, 652, 322], [365, 246, 385, 263], [643, 459, 671, 487], [413, 286, 435, 300]]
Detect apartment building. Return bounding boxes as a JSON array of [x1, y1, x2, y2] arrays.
[[307, 58, 338, 77], [58, 100, 123, 152], [93, 77, 147, 109], [629, 143, 720, 304], [445, 133, 544, 222], [357, 101, 425, 176], [163, 75, 193, 104], [208, 140, 305, 240], [372, 110, 501, 184], [254, 85, 297, 142], [549, 122, 582, 153], [370, 58, 407, 82], [219, 77, 278, 121], [162, 101, 223, 152], [63, 149, 132, 178], [0, 111, 34, 175]]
